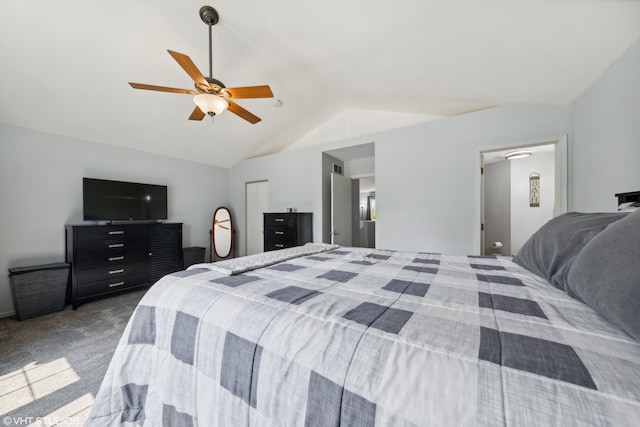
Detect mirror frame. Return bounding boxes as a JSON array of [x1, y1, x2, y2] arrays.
[[212, 206, 234, 259]]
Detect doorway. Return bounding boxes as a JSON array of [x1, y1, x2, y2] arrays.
[[322, 143, 375, 248], [479, 135, 567, 255]]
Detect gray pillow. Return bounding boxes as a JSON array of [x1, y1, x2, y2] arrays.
[[566, 209, 640, 341], [513, 212, 628, 290]]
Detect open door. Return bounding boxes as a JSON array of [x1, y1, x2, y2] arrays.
[[331, 173, 352, 246]]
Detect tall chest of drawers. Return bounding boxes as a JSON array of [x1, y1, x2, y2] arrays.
[[65, 223, 182, 309], [263, 212, 313, 251]]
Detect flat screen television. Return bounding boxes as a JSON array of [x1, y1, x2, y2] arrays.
[[83, 178, 168, 221]]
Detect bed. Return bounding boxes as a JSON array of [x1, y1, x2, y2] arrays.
[[86, 209, 640, 426]]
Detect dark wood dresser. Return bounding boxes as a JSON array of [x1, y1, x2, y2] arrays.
[[263, 212, 313, 251], [65, 223, 182, 309], [150, 223, 183, 283]]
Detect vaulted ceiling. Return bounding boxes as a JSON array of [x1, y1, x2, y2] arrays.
[[1, 1, 639, 168]]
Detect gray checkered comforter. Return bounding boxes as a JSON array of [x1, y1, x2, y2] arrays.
[[86, 247, 640, 426]]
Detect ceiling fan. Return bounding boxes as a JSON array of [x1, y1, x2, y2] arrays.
[[129, 6, 273, 124]]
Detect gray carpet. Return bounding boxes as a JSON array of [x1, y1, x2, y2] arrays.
[[0, 289, 146, 426]]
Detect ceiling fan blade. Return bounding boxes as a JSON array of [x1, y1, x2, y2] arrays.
[[225, 85, 274, 99], [167, 50, 210, 88], [189, 106, 206, 121], [227, 101, 261, 124], [129, 82, 197, 95]]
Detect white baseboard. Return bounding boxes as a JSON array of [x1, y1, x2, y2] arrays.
[[0, 309, 16, 319]]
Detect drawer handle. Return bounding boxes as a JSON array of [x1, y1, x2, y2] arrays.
[[109, 243, 124, 248], [275, 244, 284, 248], [109, 256, 124, 262], [275, 231, 284, 235], [109, 269, 125, 275], [109, 281, 125, 288], [275, 218, 284, 222], [109, 231, 125, 235]]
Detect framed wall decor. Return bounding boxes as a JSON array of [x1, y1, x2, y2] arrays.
[[529, 172, 540, 207]]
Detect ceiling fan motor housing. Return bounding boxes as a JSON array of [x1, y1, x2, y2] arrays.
[[199, 6, 219, 26], [196, 77, 228, 96]]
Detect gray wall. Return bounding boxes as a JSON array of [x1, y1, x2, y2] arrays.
[[571, 38, 640, 211], [375, 105, 571, 254], [228, 103, 572, 256], [510, 151, 556, 254], [228, 32, 640, 257], [229, 29, 640, 257], [0, 125, 228, 317]]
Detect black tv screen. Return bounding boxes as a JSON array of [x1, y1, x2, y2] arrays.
[[83, 178, 168, 221]]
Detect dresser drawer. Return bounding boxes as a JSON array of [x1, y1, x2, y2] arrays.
[[75, 239, 149, 267], [264, 227, 297, 244], [264, 214, 297, 227], [77, 272, 150, 299], [75, 225, 148, 242], [265, 242, 289, 251], [76, 259, 149, 284]]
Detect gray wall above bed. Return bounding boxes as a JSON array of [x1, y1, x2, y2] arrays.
[[571, 38, 640, 211], [229, 103, 572, 256], [228, 39, 640, 257]]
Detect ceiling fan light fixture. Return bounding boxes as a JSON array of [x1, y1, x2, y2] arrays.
[[194, 94, 228, 116], [128, 6, 271, 124], [504, 150, 532, 160]]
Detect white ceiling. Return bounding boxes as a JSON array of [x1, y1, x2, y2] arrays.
[[1, 1, 639, 168]]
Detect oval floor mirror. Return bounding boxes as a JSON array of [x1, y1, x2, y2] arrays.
[[211, 207, 234, 261]]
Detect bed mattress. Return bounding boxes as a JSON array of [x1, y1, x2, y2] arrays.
[[86, 245, 640, 426]]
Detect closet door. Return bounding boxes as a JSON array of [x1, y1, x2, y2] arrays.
[[246, 181, 269, 255]]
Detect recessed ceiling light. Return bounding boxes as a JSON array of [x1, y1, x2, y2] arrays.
[[504, 150, 532, 160]]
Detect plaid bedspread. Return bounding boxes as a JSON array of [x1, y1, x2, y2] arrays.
[[86, 247, 640, 426]]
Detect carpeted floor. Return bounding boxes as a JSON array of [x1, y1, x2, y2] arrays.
[[0, 289, 146, 426]]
